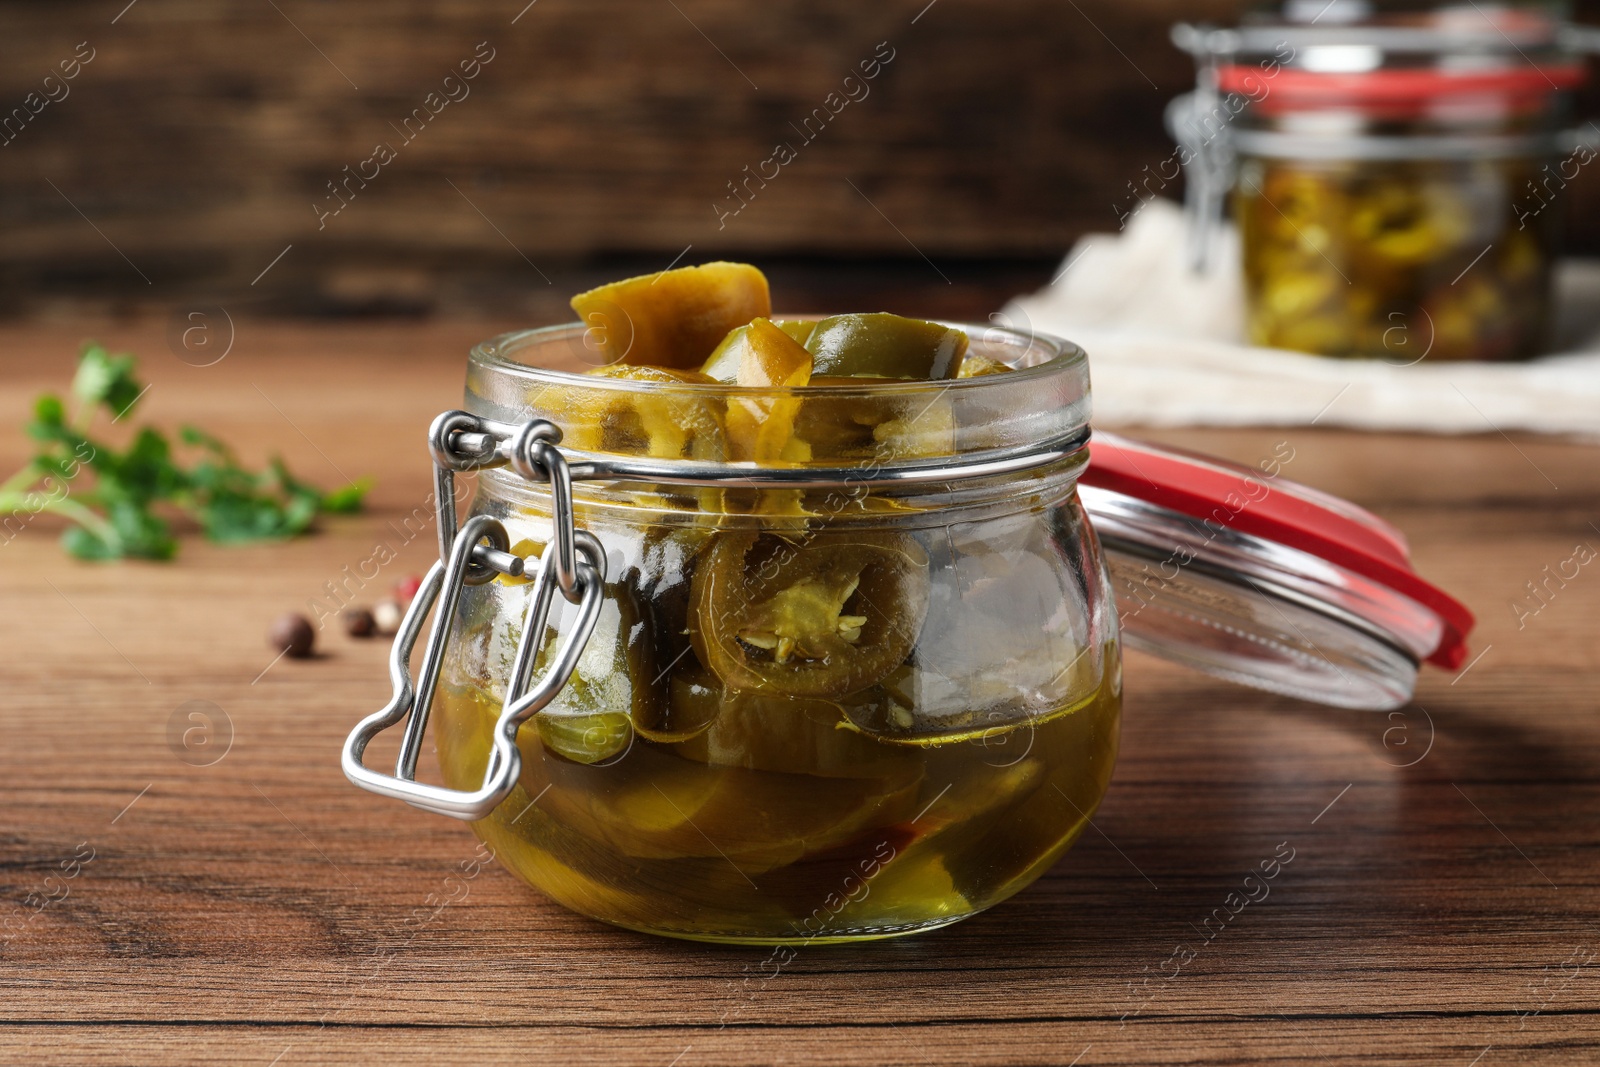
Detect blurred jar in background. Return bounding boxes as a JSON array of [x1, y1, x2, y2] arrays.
[[1173, 1, 1599, 361]]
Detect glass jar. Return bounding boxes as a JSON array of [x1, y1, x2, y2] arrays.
[[343, 320, 1473, 945], [1173, 1, 1598, 361], [369, 321, 1116, 944]]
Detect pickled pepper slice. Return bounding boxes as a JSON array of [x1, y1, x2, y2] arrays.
[[957, 353, 1012, 377], [786, 376, 956, 465], [612, 532, 715, 744], [559, 364, 726, 461], [638, 669, 722, 743], [689, 529, 930, 699], [569, 261, 771, 369], [512, 592, 637, 764], [788, 376, 886, 458], [701, 319, 818, 383], [721, 318, 814, 463], [536, 712, 632, 765], [673, 683, 923, 782], [525, 742, 917, 869], [805, 313, 968, 380]]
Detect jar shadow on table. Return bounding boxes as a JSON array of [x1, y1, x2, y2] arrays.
[[718, 689, 1584, 974]]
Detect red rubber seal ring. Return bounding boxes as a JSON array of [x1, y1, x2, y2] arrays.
[[1082, 431, 1475, 671], [1217, 62, 1587, 117]]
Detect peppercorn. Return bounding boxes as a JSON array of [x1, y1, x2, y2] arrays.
[[269, 613, 315, 658], [344, 607, 375, 638]]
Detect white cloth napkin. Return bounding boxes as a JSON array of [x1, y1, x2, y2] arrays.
[[1002, 200, 1600, 438]]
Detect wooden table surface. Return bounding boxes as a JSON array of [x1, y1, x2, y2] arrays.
[[3, 319, 1599, 1066]]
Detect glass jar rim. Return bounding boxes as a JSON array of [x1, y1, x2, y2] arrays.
[[468, 318, 1088, 403], [465, 318, 1093, 478], [463, 317, 1093, 505]]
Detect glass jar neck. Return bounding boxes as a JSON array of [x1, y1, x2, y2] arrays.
[[462, 321, 1092, 518]]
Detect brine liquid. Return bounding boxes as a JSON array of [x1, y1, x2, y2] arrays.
[[435, 673, 1119, 944]]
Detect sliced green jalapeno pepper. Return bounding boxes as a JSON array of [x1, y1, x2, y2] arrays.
[[613, 532, 719, 744], [527, 740, 918, 870], [526, 630, 636, 764], [569, 261, 771, 369], [804, 313, 968, 380], [717, 318, 814, 464], [957, 353, 1012, 377], [785, 376, 957, 465], [499, 533, 683, 759], [536, 712, 632, 765], [700, 319, 818, 384], [558, 364, 726, 461], [688, 528, 930, 699], [672, 682, 923, 782]]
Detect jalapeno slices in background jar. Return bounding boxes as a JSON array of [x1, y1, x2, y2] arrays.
[[1172, 2, 1597, 361]]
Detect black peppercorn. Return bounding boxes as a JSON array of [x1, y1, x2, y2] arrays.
[[343, 607, 375, 638], [269, 612, 315, 658]]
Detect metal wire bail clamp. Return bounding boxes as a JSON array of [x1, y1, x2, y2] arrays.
[[341, 412, 608, 820]]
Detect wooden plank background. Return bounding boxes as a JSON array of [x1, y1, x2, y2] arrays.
[[1, 317, 1598, 1064], [1, 0, 1597, 317]]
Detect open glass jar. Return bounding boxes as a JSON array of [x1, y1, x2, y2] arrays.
[[343, 320, 1471, 945], [1172, 1, 1598, 361]]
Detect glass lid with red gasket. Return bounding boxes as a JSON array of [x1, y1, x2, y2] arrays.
[[1170, 3, 1600, 198], [1079, 431, 1474, 711], [1210, 2, 1591, 112], [1186, 1, 1596, 119]]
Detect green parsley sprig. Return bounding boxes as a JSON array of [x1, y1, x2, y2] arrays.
[[0, 343, 369, 560]]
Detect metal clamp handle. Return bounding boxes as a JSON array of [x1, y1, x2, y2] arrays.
[[1166, 88, 1237, 273], [342, 414, 608, 820]]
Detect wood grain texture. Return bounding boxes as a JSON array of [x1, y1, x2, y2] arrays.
[[2, 317, 1599, 1065], [2, 0, 1597, 315]]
